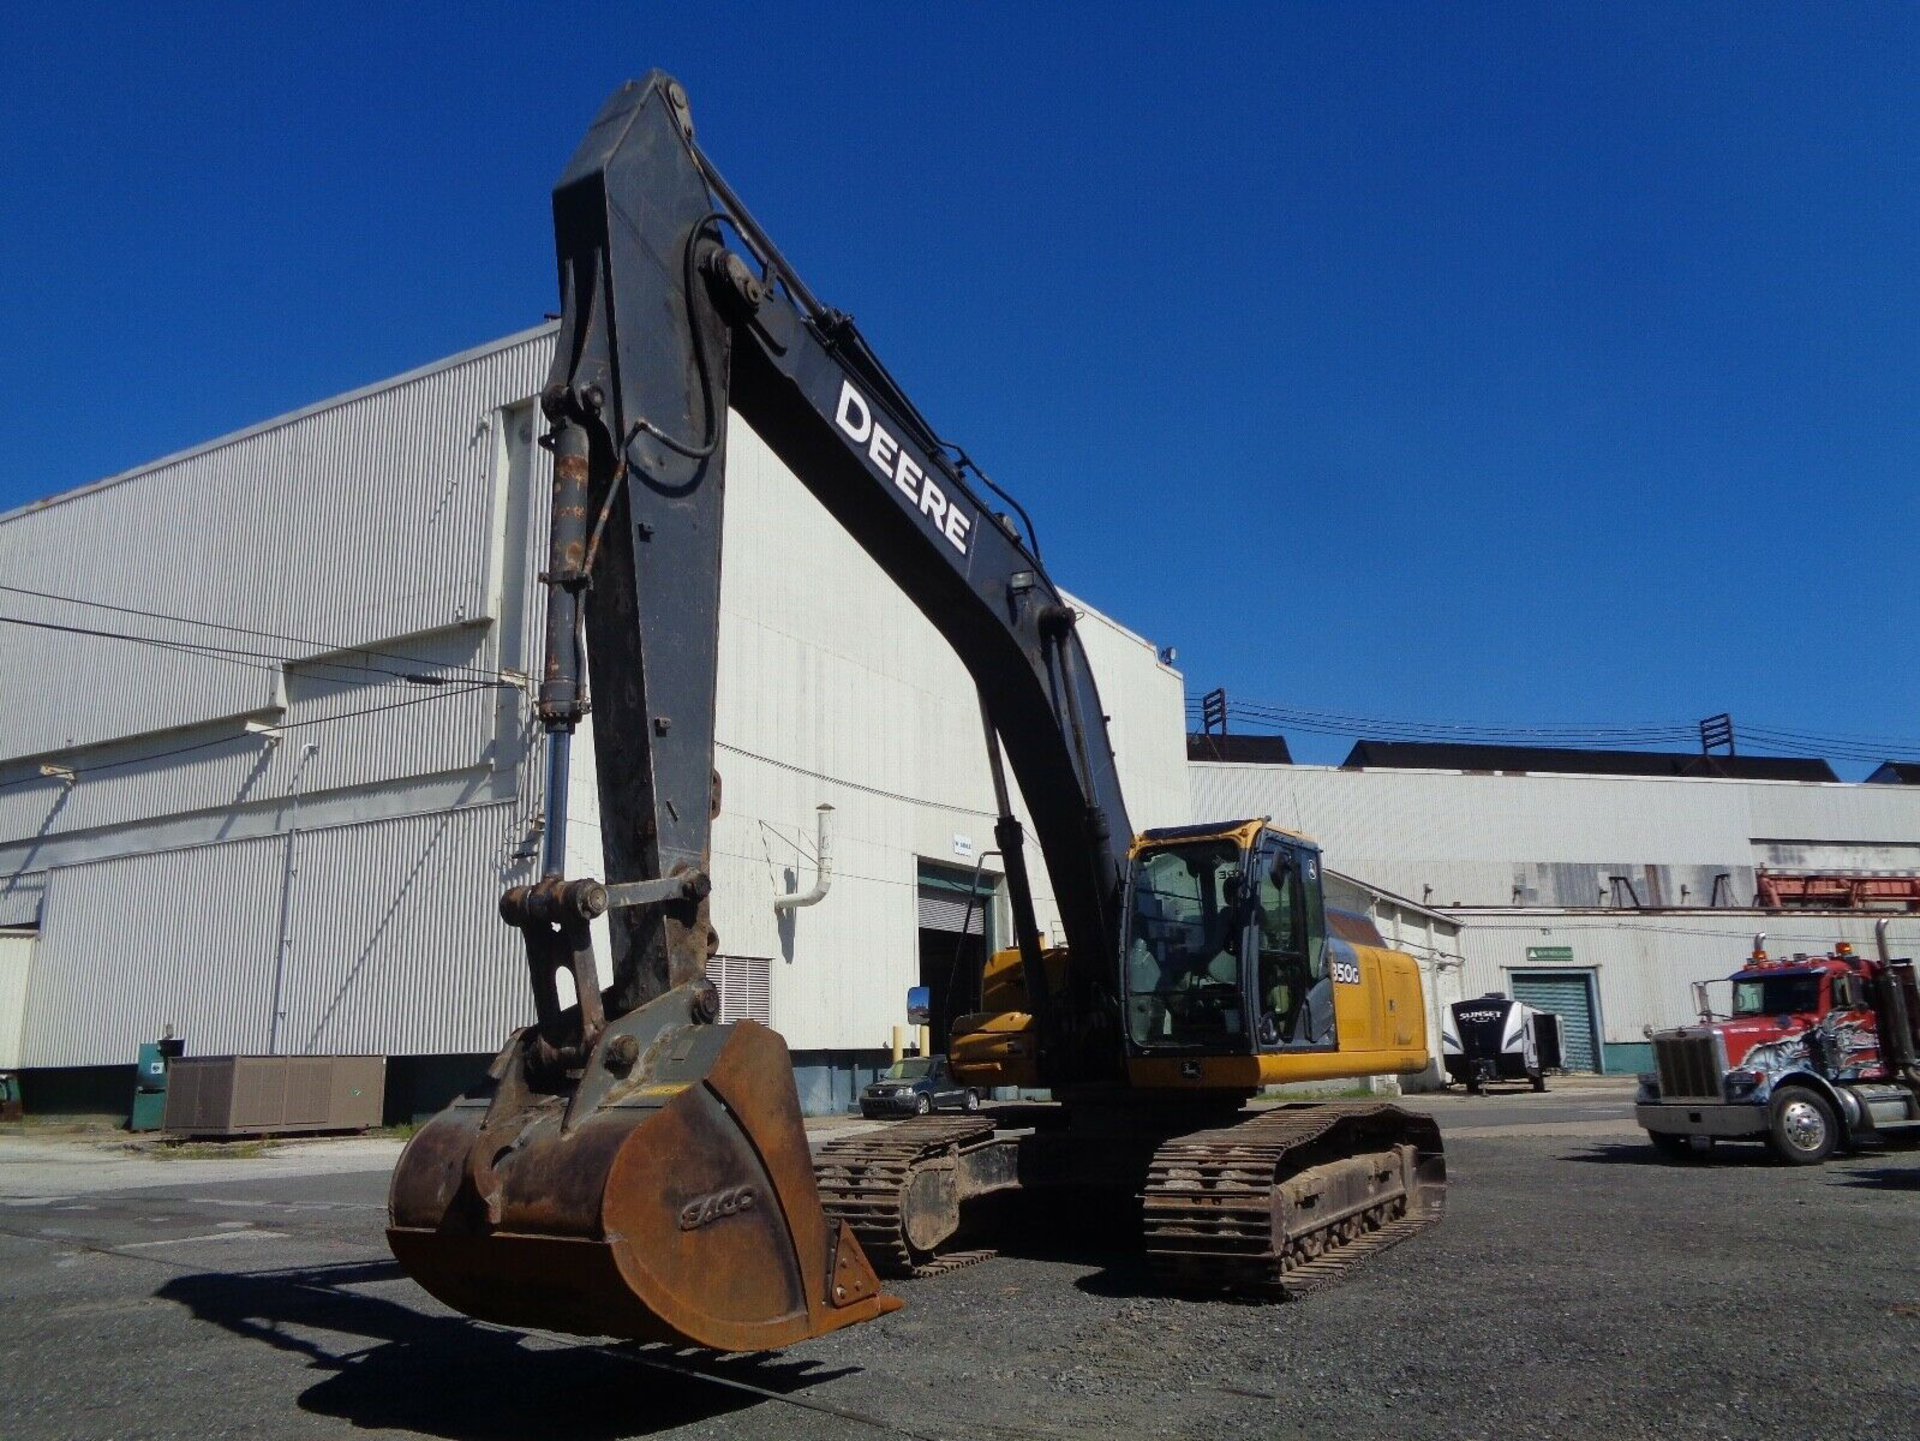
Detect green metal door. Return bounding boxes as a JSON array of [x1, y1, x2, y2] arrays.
[[1510, 972, 1599, 1072]]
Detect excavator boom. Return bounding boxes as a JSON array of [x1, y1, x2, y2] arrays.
[[388, 69, 1134, 1349]]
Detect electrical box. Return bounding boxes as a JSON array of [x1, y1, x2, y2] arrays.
[[129, 1035, 185, 1133], [162, 1055, 385, 1137]]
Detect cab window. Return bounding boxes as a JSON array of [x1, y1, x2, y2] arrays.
[[1251, 851, 1313, 1043], [1125, 841, 1247, 1048], [1300, 852, 1328, 981], [1255, 849, 1326, 1046], [1731, 973, 1822, 1017]]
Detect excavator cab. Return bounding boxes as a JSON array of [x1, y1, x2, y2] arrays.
[[1121, 823, 1336, 1058], [952, 823, 1338, 1087], [954, 819, 1430, 1097]]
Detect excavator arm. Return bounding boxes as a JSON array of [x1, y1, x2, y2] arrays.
[[538, 72, 1135, 1077], [388, 71, 1136, 1349]]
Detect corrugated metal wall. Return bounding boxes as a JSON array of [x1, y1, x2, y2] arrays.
[[24, 832, 287, 1066], [0, 329, 551, 766], [0, 628, 512, 851], [1, 333, 552, 1068], [270, 802, 534, 1057], [0, 930, 33, 1068], [1190, 761, 1920, 908], [19, 801, 535, 1067], [3, 328, 1190, 1068]]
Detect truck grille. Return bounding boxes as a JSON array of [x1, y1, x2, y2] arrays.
[[1653, 1032, 1723, 1102]]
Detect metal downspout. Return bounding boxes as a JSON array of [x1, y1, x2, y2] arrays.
[[773, 804, 834, 910]]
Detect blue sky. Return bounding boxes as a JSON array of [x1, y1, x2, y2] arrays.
[[4, 4, 1915, 769]]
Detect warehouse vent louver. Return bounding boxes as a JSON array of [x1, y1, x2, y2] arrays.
[[710, 955, 771, 1026]]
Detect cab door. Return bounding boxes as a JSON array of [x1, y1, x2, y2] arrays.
[[1251, 839, 1335, 1051]]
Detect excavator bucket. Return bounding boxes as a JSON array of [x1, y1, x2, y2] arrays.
[[388, 983, 898, 1352]]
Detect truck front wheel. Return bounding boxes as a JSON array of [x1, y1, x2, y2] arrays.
[[1767, 1087, 1837, 1166]]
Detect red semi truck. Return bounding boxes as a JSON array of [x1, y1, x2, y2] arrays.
[[1636, 921, 1920, 1164]]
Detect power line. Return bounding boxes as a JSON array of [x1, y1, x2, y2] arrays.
[[1187, 696, 1691, 737], [523, 740, 1002, 822], [0, 613, 296, 682], [0, 682, 507, 793], [0, 611, 509, 692], [562, 820, 999, 898], [0, 581, 508, 684], [0, 614, 489, 691], [1188, 698, 1691, 737], [1197, 706, 1694, 747], [1187, 694, 1920, 762], [712, 741, 998, 820]]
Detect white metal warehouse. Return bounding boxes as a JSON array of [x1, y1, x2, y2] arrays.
[[1191, 753, 1920, 1075], [14, 324, 1912, 1119], [0, 326, 1188, 1115]]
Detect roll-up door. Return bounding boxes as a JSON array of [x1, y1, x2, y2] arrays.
[[916, 861, 997, 941], [916, 886, 987, 935], [1510, 972, 1599, 1072]]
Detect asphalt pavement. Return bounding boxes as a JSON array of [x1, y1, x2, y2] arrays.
[[2, 1083, 1915, 1441]]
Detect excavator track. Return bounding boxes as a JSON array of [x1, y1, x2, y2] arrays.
[[1142, 1102, 1445, 1298], [814, 1116, 1002, 1278]]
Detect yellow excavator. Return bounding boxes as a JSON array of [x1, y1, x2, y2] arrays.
[[387, 71, 1443, 1349]]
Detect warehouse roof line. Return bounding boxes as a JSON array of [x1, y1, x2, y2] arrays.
[[1188, 757, 1899, 792], [0, 321, 562, 527], [1185, 733, 1294, 764], [1341, 739, 1837, 783], [1324, 866, 1459, 927]]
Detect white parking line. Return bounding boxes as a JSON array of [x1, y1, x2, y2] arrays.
[[118, 1228, 289, 1250], [187, 1196, 379, 1213]]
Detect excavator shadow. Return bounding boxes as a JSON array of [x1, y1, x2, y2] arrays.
[[155, 1259, 858, 1439], [972, 1188, 1170, 1300], [990, 1188, 1400, 1304]]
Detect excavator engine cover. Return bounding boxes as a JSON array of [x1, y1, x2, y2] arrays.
[[388, 984, 896, 1351]]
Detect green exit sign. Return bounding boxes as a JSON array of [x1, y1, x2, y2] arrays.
[[1526, 946, 1574, 963]]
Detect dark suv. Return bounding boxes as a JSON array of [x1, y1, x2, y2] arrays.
[[859, 1055, 981, 1119]]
